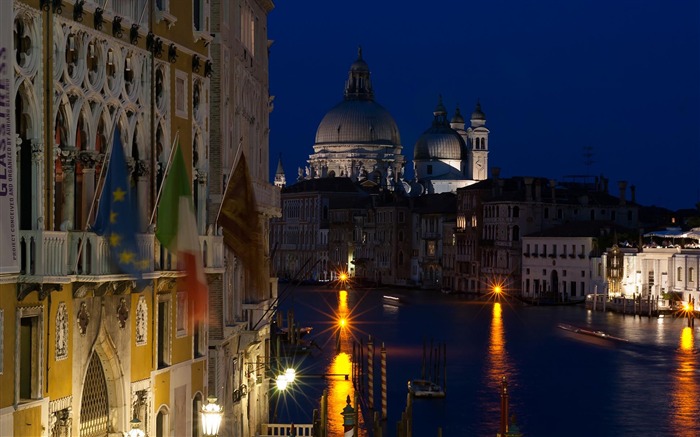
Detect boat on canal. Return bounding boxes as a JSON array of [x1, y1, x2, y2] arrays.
[[408, 379, 446, 398], [557, 323, 629, 342]]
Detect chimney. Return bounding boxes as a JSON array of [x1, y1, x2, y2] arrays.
[[491, 167, 501, 197], [535, 179, 542, 201], [549, 179, 556, 204], [618, 181, 627, 205], [630, 185, 636, 204], [524, 177, 533, 202]]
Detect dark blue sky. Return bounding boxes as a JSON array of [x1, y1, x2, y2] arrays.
[[268, 1, 700, 211]]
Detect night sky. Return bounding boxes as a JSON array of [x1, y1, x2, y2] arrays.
[[268, 1, 700, 211]]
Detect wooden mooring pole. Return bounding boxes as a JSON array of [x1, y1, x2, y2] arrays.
[[368, 336, 375, 409], [381, 342, 387, 420]]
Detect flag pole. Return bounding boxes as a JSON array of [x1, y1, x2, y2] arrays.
[[83, 118, 119, 230], [215, 136, 244, 224], [149, 130, 180, 225], [73, 117, 119, 273]]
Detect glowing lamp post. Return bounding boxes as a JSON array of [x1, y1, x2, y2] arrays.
[[201, 396, 223, 437], [127, 418, 145, 437]]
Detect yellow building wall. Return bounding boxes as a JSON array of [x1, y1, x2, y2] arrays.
[[13, 405, 42, 437], [0, 283, 17, 409], [47, 286, 73, 400], [171, 290, 193, 365], [154, 369, 171, 412], [131, 291, 154, 382], [191, 359, 205, 396]]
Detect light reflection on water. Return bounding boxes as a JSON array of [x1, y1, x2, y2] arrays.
[[671, 327, 698, 436], [280, 287, 700, 436], [325, 289, 365, 436]]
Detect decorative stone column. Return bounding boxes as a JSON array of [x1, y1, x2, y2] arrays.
[[196, 168, 208, 234], [31, 143, 44, 229], [78, 150, 99, 229], [59, 146, 78, 230], [134, 159, 150, 230]]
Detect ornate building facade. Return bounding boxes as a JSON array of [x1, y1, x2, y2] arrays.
[[1, 1, 222, 436]]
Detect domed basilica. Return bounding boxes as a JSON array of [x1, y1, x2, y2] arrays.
[[299, 48, 490, 195]]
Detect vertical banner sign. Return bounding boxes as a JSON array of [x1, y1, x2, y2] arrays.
[[0, 0, 18, 274]]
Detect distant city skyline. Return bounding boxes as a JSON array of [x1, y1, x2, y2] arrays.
[[268, 0, 700, 211]]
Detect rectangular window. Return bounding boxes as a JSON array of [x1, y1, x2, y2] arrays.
[[570, 281, 576, 296], [175, 71, 188, 119], [157, 297, 172, 369], [427, 241, 436, 257], [16, 306, 43, 402], [580, 282, 585, 295], [398, 211, 405, 223], [176, 292, 187, 337]]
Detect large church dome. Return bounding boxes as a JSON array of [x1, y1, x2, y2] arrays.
[[413, 98, 467, 160], [314, 100, 401, 145], [306, 48, 405, 185]]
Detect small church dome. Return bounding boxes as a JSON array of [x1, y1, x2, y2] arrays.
[[413, 97, 467, 161]]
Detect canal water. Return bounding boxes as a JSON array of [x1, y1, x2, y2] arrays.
[[275, 286, 699, 437]]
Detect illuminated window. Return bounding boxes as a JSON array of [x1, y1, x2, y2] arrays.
[[427, 241, 436, 257]]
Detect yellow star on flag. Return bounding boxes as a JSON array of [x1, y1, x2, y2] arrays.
[[110, 211, 118, 224], [136, 259, 150, 270], [119, 250, 135, 264], [109, 233, 122, 247], [113, 187, 127, 202]]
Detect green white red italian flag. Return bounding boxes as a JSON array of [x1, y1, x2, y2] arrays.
[[156, 143, 208, 322]]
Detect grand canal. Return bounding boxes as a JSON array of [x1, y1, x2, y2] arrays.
[[274, 286, 699, 436]]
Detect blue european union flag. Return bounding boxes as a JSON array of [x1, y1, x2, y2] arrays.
[[93, 129, 150, 284]]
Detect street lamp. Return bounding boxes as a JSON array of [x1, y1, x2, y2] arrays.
[[127, 418, 145, 437], [201, 396, 223, 437]]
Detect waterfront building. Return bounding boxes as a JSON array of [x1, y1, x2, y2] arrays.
[[455, 172, 640, 295], [1, 1, 217, 436], [410, 193, 456, 288], [521, 222, 621, 302], [602, 228, 700, 309], [271, 178, 366, 282]]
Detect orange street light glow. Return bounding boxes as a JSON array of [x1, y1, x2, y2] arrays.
[[339, 272, 348, 281], [494, 285, 502, 294], [339, 318, 347, 328]]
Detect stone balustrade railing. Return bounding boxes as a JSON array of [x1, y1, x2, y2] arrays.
[[18, 230, 224, 278], [259, 423, 314, 436]]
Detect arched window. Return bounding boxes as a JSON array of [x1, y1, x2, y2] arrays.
[[156, 406, 170, 437], [677, 267, 683, 282], [511, 225, 520, 242], [512, 206, 519, 218], [689, 267, 695, 282]]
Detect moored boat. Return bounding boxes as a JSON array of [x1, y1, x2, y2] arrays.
[[408, 379, 445, 398]]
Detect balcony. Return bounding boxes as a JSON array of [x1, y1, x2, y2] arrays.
[[18, 229, 224, 283], [422, 232, 442, 240]]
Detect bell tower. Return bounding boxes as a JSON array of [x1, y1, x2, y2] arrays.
[[467, 100, 490, 181], [274, 155, 286, 188]]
